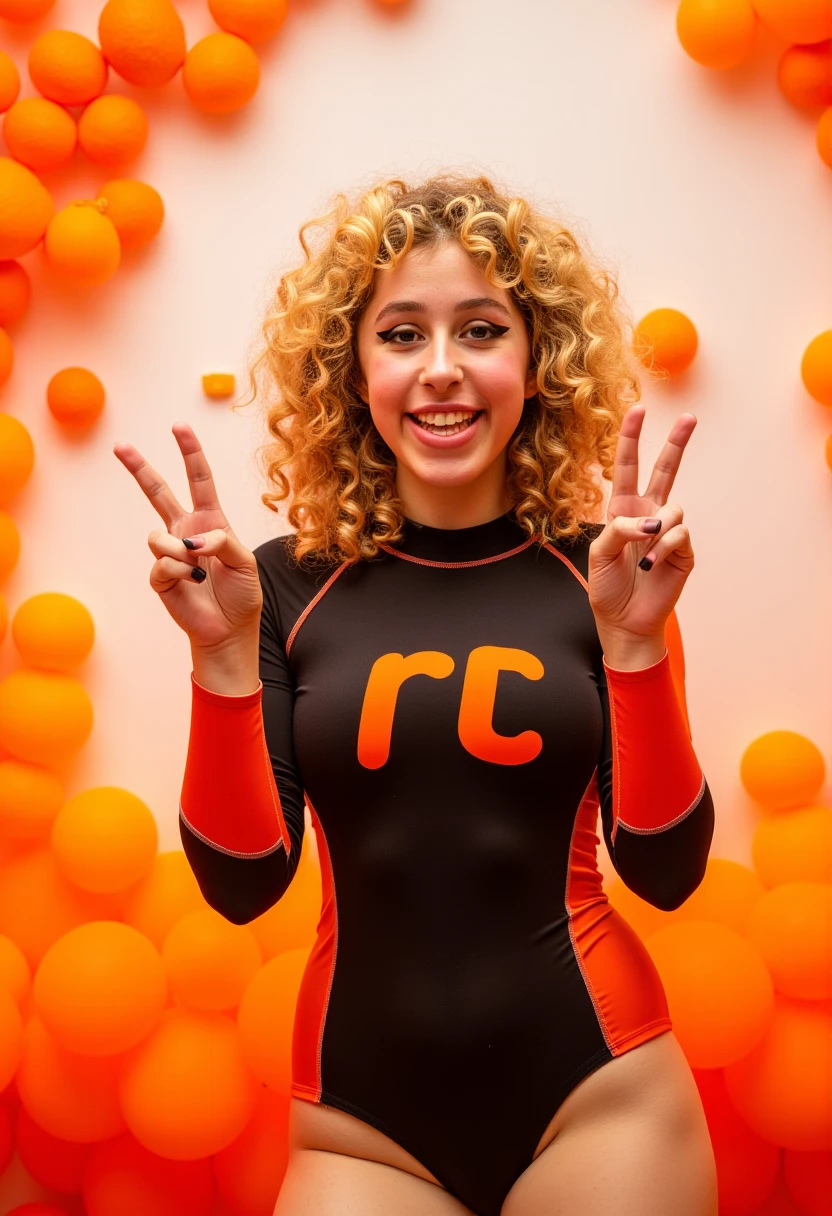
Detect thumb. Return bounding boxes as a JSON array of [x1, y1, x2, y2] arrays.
[[182, 527, 255, 571], [592, 515, 663, 560]]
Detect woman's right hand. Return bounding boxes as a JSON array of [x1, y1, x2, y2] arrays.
[[113, 422, 263, 652]]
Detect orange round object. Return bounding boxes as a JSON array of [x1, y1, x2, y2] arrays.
[[2, 98, 77, 173], [97, 179, 164, 249], [78, 94, 148, 167], [753, 804, 832, 886], [118, 1008, 258, 1159], [604, 877, 675, 940], [162, 908, 261, 1011], [237, 948, 310, 1093], [44, 201, 121, 287], [98, 0, 186, 88], [83, 1133, 214, 1216], [634, 307, 699, 375], [213, 1085, 291, 1213], [15, 1103, 92, 1192], [644, 920, 774, 1068], [746, 881, 832, 1000], [802, 329, 832, 405], [740, 730, 826, 811], [783, 1146, 832, 1215], [207, 0, 289, 44], [0, 0, 55, 20], [28, 30, 108, 107], [0, 260, 31, 326], [183, 32, 260, 115], [0, 326, 12, 386], [46, 365, 106, 428], [0, 157, 55, 259], [0, 989, 22, 1091], [52, 786, 157, 895], [11, 590, 95, 672], [0, 933, 31, 1007], [248, 837, 322, 958], [0, 759, 63, 847], [0, 52, 21, 112], [723, 995, 832, 1151], [751, 0, 832, 44], [777, 41, 832, 108], [818, 106, 832, 165], [16, 1014, 127, 1143], [659, 857, 767, 934], [677, 0, 758, 70], [121, 851, 210, 950], [0, 669, 93, 765], [0, 412, 34, 506], [692, 1068, 781, 1213]]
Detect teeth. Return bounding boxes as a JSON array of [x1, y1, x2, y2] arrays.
[[418, 411, 474, 425]]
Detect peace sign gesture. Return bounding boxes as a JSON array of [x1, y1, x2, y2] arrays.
[[588, 405, 697, 662]]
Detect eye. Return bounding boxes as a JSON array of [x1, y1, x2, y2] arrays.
[[375, 322, 510, 345]]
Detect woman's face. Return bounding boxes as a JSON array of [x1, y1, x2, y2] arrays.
[[355, 239, 537, 524]]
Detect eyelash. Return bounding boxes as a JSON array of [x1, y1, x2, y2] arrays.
[[376, 323, 510, 345]]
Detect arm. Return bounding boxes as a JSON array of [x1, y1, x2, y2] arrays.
[[596, 609, 714, 912]]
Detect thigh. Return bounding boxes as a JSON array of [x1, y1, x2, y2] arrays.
[[274, 1147, 478, 1216]]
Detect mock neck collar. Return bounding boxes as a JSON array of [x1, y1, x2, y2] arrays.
[[389, 509, 530, 563]]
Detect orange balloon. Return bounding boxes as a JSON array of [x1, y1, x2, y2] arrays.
[[0, 158, 54, 260], [96, 179, 164, 249], [677, 0, 758, 70], [0, 669, 93, 765], [751, 0, 832, 44], [249, 837, 322, 958], [183, 33, 260, 115], [0, 326, 12, 385], [11, 592, 95, 672], [28, 30, 108, 107], [121, 851, 210, 950], [602, 876, 674, 940], [46, 366, 106, 429], [15, 1102, 93, 1191], [0, 988, 22, 1089], [52, 787, 157, 895], [2, 98, 76, 173], [0, 758, 63, 847], [98, 0, 186, 88], [777, 41, 832, 108], [118, 1008, 258, 1159], [237, 948, 310, 1093], [801, 329, 832, 406], [818, 106, 832, 166], [162, 908, 262, 1012], [0, 0, 55, 21], [78, 94, 149, 167], [692, 1067, 781, 1214], [44, 201, 121, 287], [16, 1014, 127, 1142], [83, 1133, 214, 1216], [0, 51, 21, 112], [212, 1084, 290, 1213], [634, 307, 698, 376], [746, 882, 832, 1000], [724, 995, 832, 1151], [740, 730, 826, 811], [783, 1146, 832, 1215], [0, 933, 30, 1007], [0, 261, 31, 326], [753, 805, 832, 887], [207, 0, 289, 44], [644, 920, 774, 1068], [662, 857, 768, 934], [0, 412, 34, 507]]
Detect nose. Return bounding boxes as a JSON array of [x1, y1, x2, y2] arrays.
[[417, 330, 463, 392]]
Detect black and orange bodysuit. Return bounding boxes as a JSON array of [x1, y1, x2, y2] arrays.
[[179, 510, 714, 1216]]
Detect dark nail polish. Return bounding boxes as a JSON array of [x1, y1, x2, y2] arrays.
[[638, 555, 655, 572], [642, 519, 662, 534], [190, 567, 207, 582], [182, 538, 197, 550]]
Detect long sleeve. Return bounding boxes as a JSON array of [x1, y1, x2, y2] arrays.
[[596, 619, 714, 913], [178, 573, 306, 925]]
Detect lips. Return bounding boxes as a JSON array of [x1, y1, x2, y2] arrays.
[[405, 409, 485, 449]]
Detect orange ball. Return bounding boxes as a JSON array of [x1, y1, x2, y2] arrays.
[[753, 805, 832, 887], [212, 1085, 290, 1213], [2, 98, 77, 173], [751, 0, 832, 44], [802, 329, 832, 406], [83, 1133, 214, 1216], [661, 857, 768, 934], [98, 0, 186, 88], [46, 366, 106, 429], [121, 851, 210, 950], [783, 1146, 832, 1215], [28, 30, 108, 107], [740, 730, 826, 811], [0, 157, 55, 259], [0, 989, 22, 1090], [249, 837, 322, 958], [634, 307, 698, 376], [0, 261, 31, 326], [44, 201, 121, 287], [0, 51, 21, 112], [237, 948, 310, 1093], [0, 669, 93, 765], [15, 1103, 93, 1192], [723, 995, 832, 1151], [183, 32, 260, 115], [0, 412, 34, 506], [51, 787, 158, 895], [207, 0, 289, 44], [677, 0, 758, 70], [0, 326, 12, 385], [644, 920, 774, 1068], [162, 908, 262, 1011], [78, 94, 148, 167], [97, 179, 164, 249], [11, 591, 95, 672], [0, 759, 63, 847], [746, 881, 832, 1000], [818, 106, 832, 166], [0, 933, 31, 1007], [777, 41, 832, 108], [0, 0, 55, 20], [16, 1014, 127, 1142], [118, 1008, 258, 1159]]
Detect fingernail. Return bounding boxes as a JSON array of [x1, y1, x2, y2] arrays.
[[183, 536, 205, 550], [639, 554, 655, 571], [190, 567, 207, 582], [640, 519, 662, 534]]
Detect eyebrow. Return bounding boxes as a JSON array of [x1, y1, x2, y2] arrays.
[[374, 296, 512, 324]]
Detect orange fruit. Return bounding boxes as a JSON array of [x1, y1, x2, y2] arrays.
[[98, 0, 186, 88], [751, 0, 832, 44], [0, 52, 21, 113], [0, 158, 54, 258], [46, 367, 106, 427], [634, 308, 699, 376], [0, 0, 55, 20], [2, 98, 77, 173], [0, 328, 13, 386], [677, 0, 758, 70], [78, 94, 148, 167], [777, 41, 832, 108], [818, 106, 832, 167], [44, 201, 121, 287], [0, 261, 30, 326], [96, 179, 163, 249], [28, 30, 108, 107], [183, 32, 260, 114], [207, 0, 289, 45], [801, 330, 832, 406]]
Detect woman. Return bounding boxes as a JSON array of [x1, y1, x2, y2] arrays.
[[114, 174, 718, 1216]]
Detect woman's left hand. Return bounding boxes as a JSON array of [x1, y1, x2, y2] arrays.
[[588, 405, 697, 649]]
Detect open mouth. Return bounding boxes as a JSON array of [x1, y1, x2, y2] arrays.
[[407, 410, 483, 436]]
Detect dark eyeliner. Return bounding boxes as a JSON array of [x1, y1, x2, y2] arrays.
[[375, 323, 510, 342]]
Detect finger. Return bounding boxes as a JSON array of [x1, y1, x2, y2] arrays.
[[171, 422, 224, 517], [642, 413, 697, 507], [148, 527, 201, 565], [610, 405, 646, 501], [113, 441, 187, 530], [591, 503, 685, 560], [636, 523, 694, 573], [175, 526, 257, 574], [150, 554, 208, 595]]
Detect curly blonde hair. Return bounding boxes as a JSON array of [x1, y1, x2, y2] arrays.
[[235, 171, 643, 565]]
